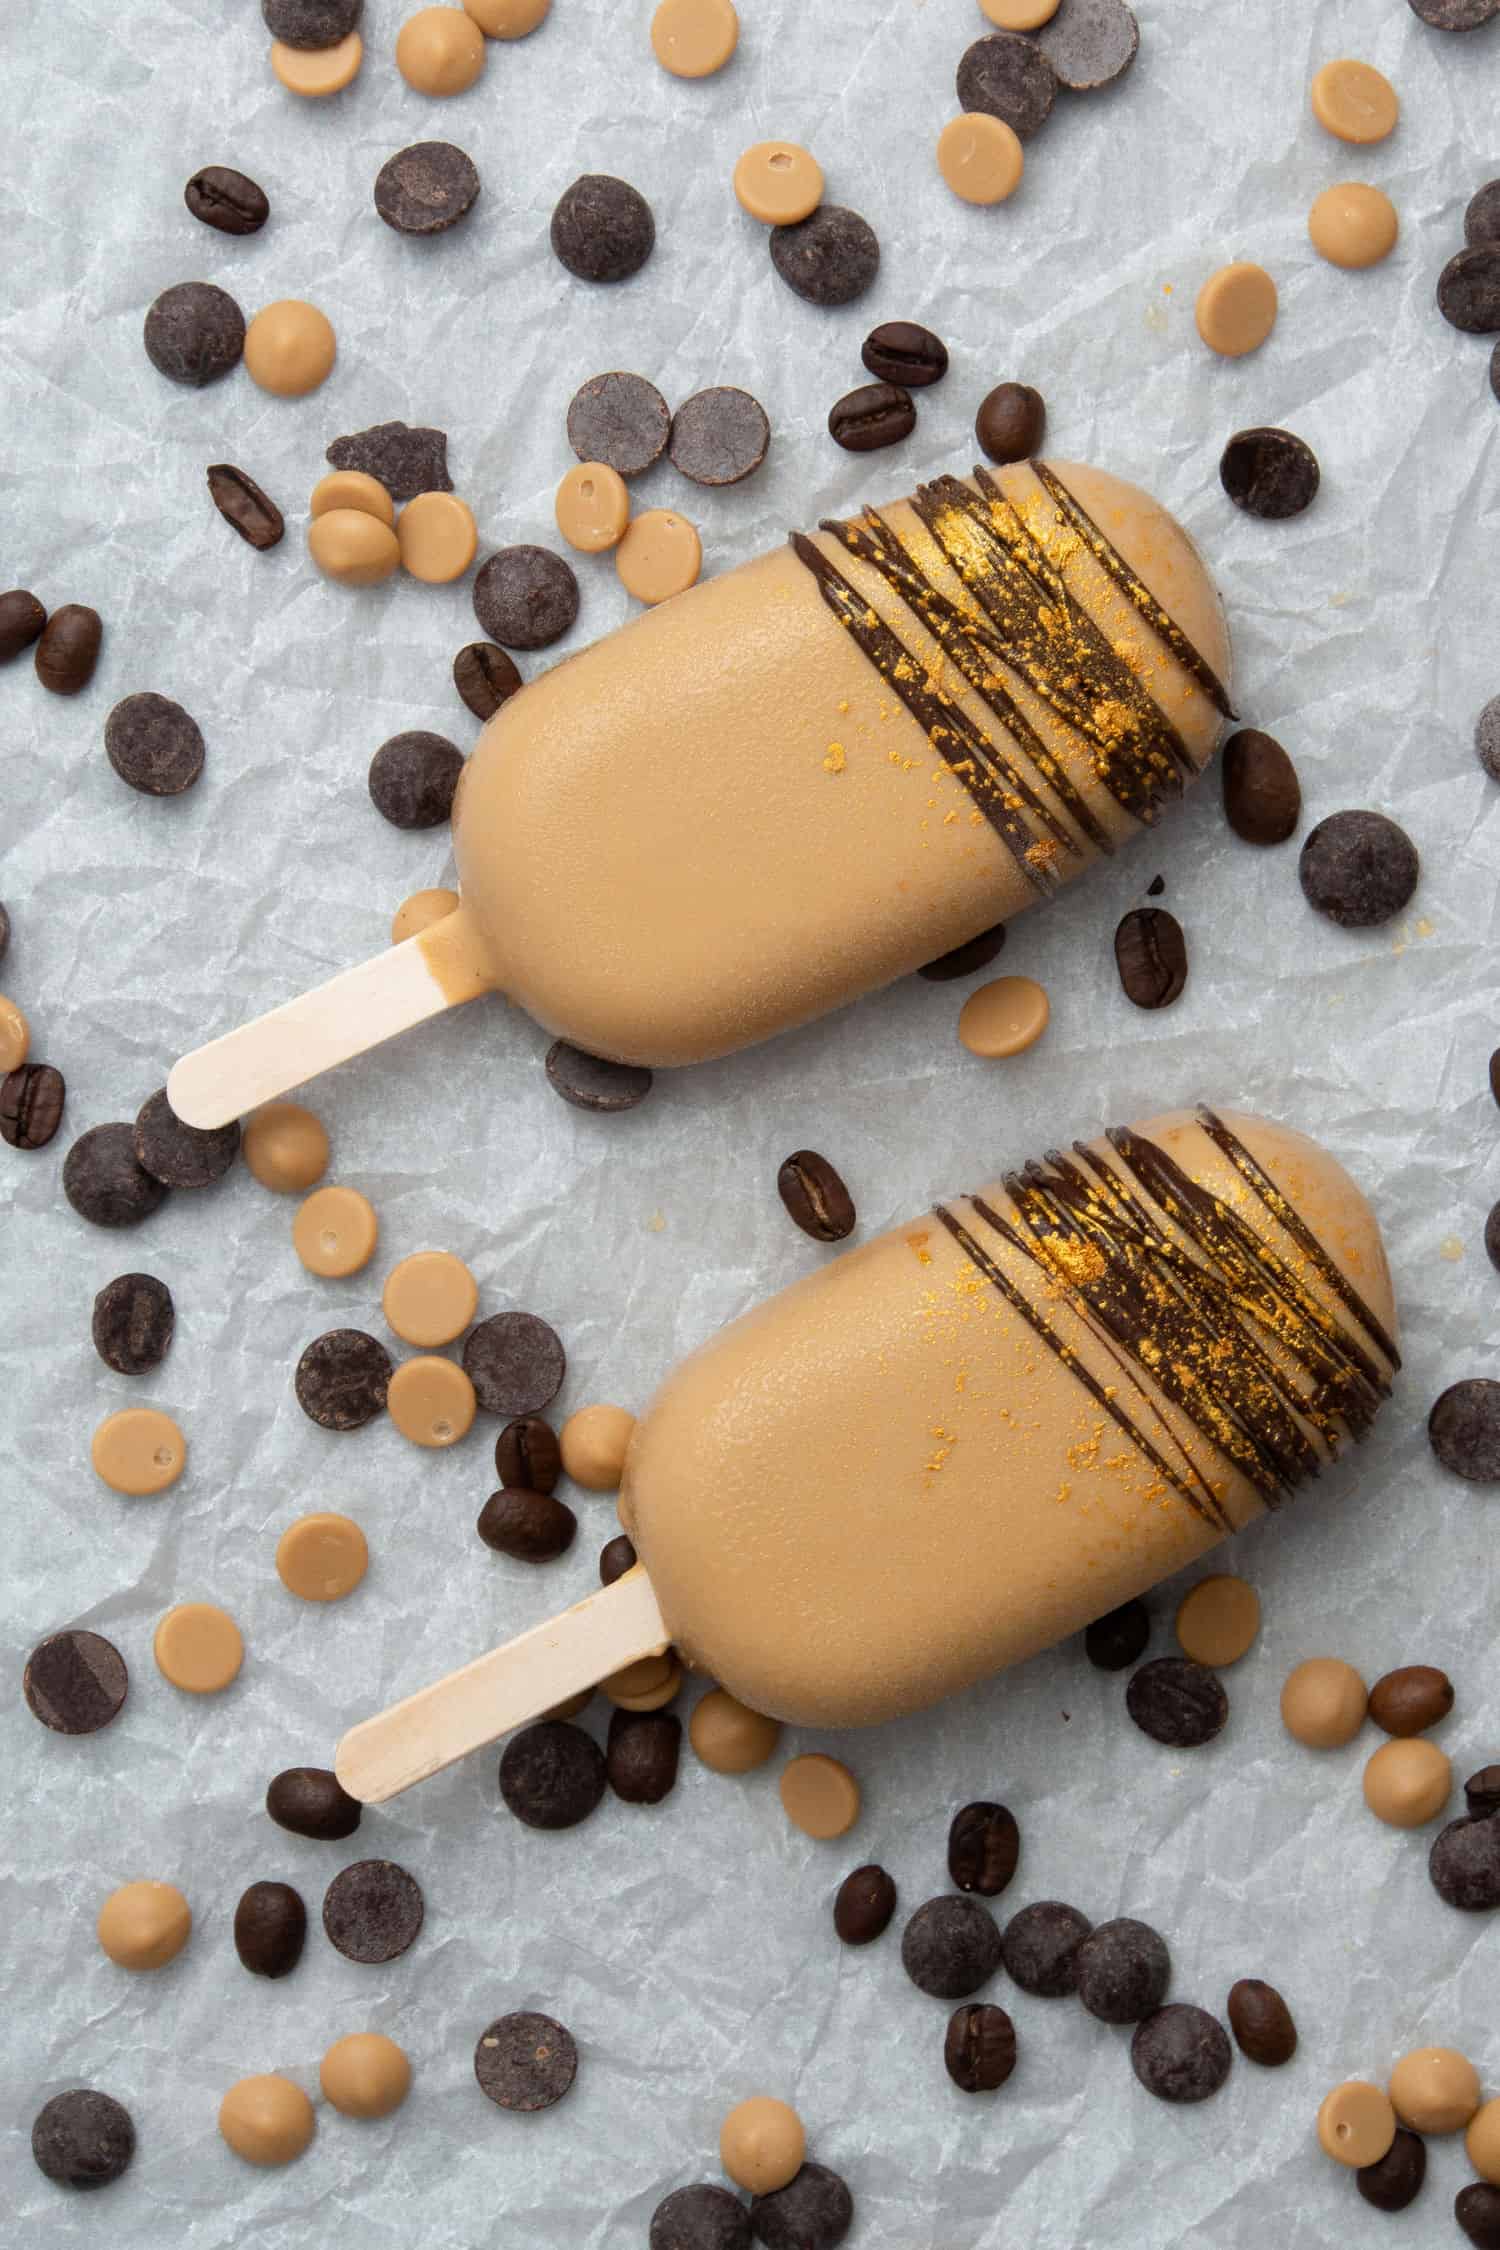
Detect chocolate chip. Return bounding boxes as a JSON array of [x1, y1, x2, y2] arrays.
[[499, 1720, 606, 1828], [1131, 2003, 1232, 2103], [1458, 2186, 1500, 2249], [1356, 2126, 1426, 2214], [368, 731, 464, 829], [918, 923, 1006, 982], [669, 387, 771, 487], [104, 693, 205, 797], [861, 320, 948, 389], [1076, 1918, 1170, 2023], [463, 1310, 565, 1417], [1219, 427, 1320, 519], [777, 1150, 855, 1243], [1368, 1665, 1454, 1737], [327, 421, 451, 503], [1126, 1656, 1227, 1747], [1034, 0, 1139, 90], [472, 545, 579, 651], [35, 604, 102, 696], [551, 174, 655, 283], [1406, 0, 1499, 22], [294, 1328, 392, 1431], [1084, 1598, 1150, 1671], [1001, 1900, 1091, 1996], [1476, 694, 1500, 782], [947, 1802, 1020, 1897], [2, 1062, 66, 1149], [1113, 906, 1188, 1009], [1146, 874, 1165, 894], [827, 382, 915, 453], [266, 1766, 362, 1840], [607, 1708, 681, 1804], [956, 33, 1057, 139], [944, 2002, 1018, 2092], [1467, 1766, 1500, 1818], [91, 1272, 174, 1375], [184, 165, 269, 236], [1439, 245, 1500, 333], [1429, 1381, 1500, 1480], [0, 589, 47, 660], [833, 1863, 897, 1946], [751, 2163, 854, 2250], [1222, 727, 1301, 844], [651, 2184, 753, 2250], [134, 1088, 238, 1188], [23, 1629, 128, 1734], [207, 463, 285, 550], [474, 2011, 578, 2111], [1299, 810, 1418, 928], [975, 381, 1046, 465], [31, 2089, 135, 2189], [545, 1040, 653, 1113], [1492, 1049, 1500, 1111], [63, 1123, 168, 1228], [1226, 1978, 1297, 2066], [901, 1894, 1002, 1998], [233, 1880, 307, 1978], [321, 1858, 424, 1963], [1470, 182, 1500, 248], [567, 372, 672, 478], [496, 1415, 561, 1493], [1431, 1814, 1500, 1909], [769, 205, 880, 307], [477, 1486, 577, 1562], [374, 141, 480, 235], [453, 640, 522, 721], [262, 0, 362, 46], [143, 281, 245, 386], [600, 1534, 637, 1585]]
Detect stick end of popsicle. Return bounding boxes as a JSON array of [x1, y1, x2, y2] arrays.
[[165, 1052, 240, 1132]]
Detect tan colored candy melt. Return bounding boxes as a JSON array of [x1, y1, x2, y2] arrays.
[[154, 1602, 243, 1695], [1318, 2080, 1397, 2169], [555, 463, 631, 554], [0, 995, 29, 1072], [392, 888, 460, 944], [981, 0, 1059, 25], [1195, 263, 1278, 358], [243, 1102, 329, 1193], [92, 1407, 186, 1497], [97, 1880, 192, 1970], [616, 510, 702, 606], [382, 1250, 478, 1347], [293, 1184, 379, 1278], [1310, 59, 1398, 146], [398, 492, 478, 584], [651, 0, 738, 79], [311, 471, 395, 527], [397, 6, 486, 93], [559, 1403, 636, 1491], [733, 142, 824, 227], [464, 0, 550, 32], [276, 1511, 369, 1602], [1308, 182, 1398, 271], [1468, 2098, 1500, 2183], [271, 31, 364, 96], [387, 1354, 476, 1447], [1175, 1575, 1260, 1667], [780, 1752, 860, 1839], [604, 1650, 682, 1710], [1362, 1737, 1451, 1829], [958, 974, 1049, 1058], [309, 510, 402, 588], [219, 2074, 315, 2167], [1388, 2046, 1480, 2134], [321, 2033, 412, 2119], [1280, 1657, 1367, 1748], [937, 113, 1024, 206], [689, 1688, 781, 1773], [720, 2097, 806, 2195], [245, 300, 336, 397], [541, 1685, 595, 1721]]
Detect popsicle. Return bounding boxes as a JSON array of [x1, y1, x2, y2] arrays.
[[167, 458, 1233, 1126], [336, 1105, 1397, 1801]]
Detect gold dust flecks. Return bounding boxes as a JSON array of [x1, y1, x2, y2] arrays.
[[906, 1230, 932, 1265], [1439, 1235, 1464, 1263], [836, 698, 850, 714], [645, 1210, 666, 1233], [824, 742, 846, 774], [1416, 917, 1434, 939]]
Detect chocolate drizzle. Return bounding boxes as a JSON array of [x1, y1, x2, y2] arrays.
[[933, 1109, 1396, 1532]]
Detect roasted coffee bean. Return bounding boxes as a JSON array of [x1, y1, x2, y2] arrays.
[[669, 387, 771, 487], [1492, 1049, 1500, 1111], [368, 732, 464, 829], [769, 205, 880, 307], [833, 1863, 896, 1946], [1356, 2126, 1426, 2214], [35, 604, 102, 696], [327, 421, 451, 503], [975, 381, 1046, 464], [266, 1766, 362, 1840], [600, 1534, 638, 1585], [545, 1040, 653, 1112], [568, 371, 672, 478], [453, 640, 522, 721], [1127, 1657, 1227, 1747], [1222, 728, 1301, 844], [207, 463, 284, 550], [184, 165, 269, 236], [143, 281, 246, 387], [31, 2088, 135, 2189], [1085, 1598, 1150, 1671], [1034, 0, 1140, 91], [1470, 182, 1500, 249], [262, 0, 362, 45], [607, 1707, 681, 1803], [105, 694, 205, 797], [1114, 906, 1188, 1009], [473, 545, 579, 651], [1478, 695, 1500, 783], [777, 1150, 855, 1242], [1131, 2004, 1232, 2103], [474, 2011, 578, 2111], [861, 320, 948, 389], [64, 1123, 167, 1228], [1466, 1766, 1500, 1818], [91, 1272, 174, 1375], [944, 2002, 1017, 2092], [499, 1719, 606, 1829], [477, 1486, 577, 1562], [1458, 2184, 1500, 2249], [1406, 0, 1499, 24], [133, 1088, 238, 1189], [463, 1310, 566, 1416], [374, 141, 481, 236], [0, 901, 9, 960], [1431, 1815, 1500, 1910], [495, 1415, 561, 1493], [956, 33, 1057, 140], [294, 1328, 392, 1431], [901, 1894, 1002, 1997], [917, 923, 1005, 981], [1076, 1918, 1170, 2024], [1439, 246, 1500, 334], [23, 1629, 128, 1734], [551, 174, 655, 283], [1300, 808, 1419, 928], [0, 589, 46, 660], [2, 1062, 66, 1149], [947, 1802, 1020, 1897], [827, 382, 915, 453], [1430, 1381, 1500, 1481], [650, 2183, 753, 2250], [751, 2162, 854, 2250], [322, 1859, 424, 1963], [1368, 1665, 1454, 1737], [1219, 427, 1320, 519], [234, 1880, 307, 1978], [1226, 1978, 1297, 2066], [1001, 1900, 1091, 1997]]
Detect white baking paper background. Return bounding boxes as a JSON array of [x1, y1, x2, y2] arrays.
[[3, 0, 1499, 2242]]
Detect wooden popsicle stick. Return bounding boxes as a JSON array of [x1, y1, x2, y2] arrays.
[[334, 1566, 669, 1804]]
